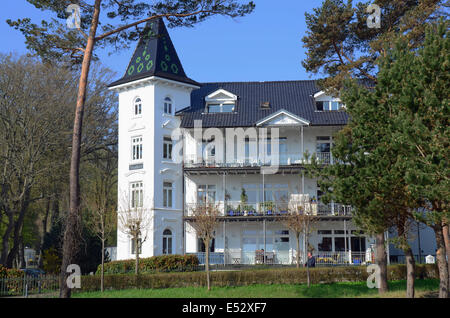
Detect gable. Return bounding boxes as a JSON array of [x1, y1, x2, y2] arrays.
[[256, 109, 310, 127], [205, 89, 237, 102]]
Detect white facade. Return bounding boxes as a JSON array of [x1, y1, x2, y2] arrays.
[[113, 77, 198, 260], [110, 18, 434, 266]]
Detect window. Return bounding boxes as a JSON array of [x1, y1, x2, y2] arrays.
[[130, 182, 143, 208], [134, 97, 142, 116], [316, 101, 342, 111], [316, 137, 331, 153], [132, 136, 143, 161], [334, 237, 349, 252], [318, 237, 332, 252], [163, 182, 173, 208], [316, 101, 324, 111], [163, 137, 172, 160], [274, 229, 289, 252], [131, 237, 142, 254], [162, 229, 173, 254], [202, 138, 215, 158], [242, 183, 289, 204], [199, 238, 215, 252], [164, 97, 172, 115], [197, 185, 216, 203], [242, 230, 274, 253], [207, 103, 235, 113]]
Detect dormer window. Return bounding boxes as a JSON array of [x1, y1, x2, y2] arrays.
[[204, 88, 237, 114], [207, 103, 235, 113], [164, 97, 172, 115], [316, 101, 342, 111], [314, 91, 343, 111]]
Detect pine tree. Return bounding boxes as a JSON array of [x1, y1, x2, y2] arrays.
[[310, 19, 449, 298], [378, 19, 449, 298], [7, 0, 255, 298], [302, 0, 446, 94]]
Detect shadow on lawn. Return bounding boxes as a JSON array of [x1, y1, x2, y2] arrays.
[[296, 279, 439, 298]]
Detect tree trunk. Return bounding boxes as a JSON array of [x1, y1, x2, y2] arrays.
[[375, 232, 389, 294], [50, 195, 60, 226], [433, 224, 449, 298], [101, 239, 105, 292], [205, 238, 210, 291], [443, 222, 450, 287], [38, 197, 51, 268], [296, 234, 300, 269], [405, 247, 415, 298], [0, 212, 14, 265], [135, 236, 139, 276], [6, 187, 31, 268], [306, 235, 310, 288], [59, 0, 102, 299]]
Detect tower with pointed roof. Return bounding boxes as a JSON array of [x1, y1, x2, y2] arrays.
[[109, 18, 199, 260]]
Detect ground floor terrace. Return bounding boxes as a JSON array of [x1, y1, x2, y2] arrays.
[[184, 218, 375, 266]]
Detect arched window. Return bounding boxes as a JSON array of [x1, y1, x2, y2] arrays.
[[162, 229, 173, 254], [164, 97, 172, 115], [134, 97, 142, 116]]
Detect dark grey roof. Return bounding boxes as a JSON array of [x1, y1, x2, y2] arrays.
[[178, 80, 349, 128], [108, 18, 199, 88]]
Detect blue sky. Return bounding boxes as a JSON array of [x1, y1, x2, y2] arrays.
[[0, 1, 325, 83]]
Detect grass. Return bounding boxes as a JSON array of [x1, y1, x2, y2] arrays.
[[73, 279, 439, 298]]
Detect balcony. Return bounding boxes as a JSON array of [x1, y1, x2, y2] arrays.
[[184, 201, 352, 218], [187, 251, 369, 266], [183, 152, 334, 168]]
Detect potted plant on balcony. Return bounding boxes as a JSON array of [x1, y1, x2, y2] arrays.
[[226, 204, 236, 216], [240, 188, 248, 216], [259, 201, 274, 215]]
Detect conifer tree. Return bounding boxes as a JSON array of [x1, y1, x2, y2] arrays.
[[8, 0, 255, 298], [310, 19, 449, 298], [302, 0, 446, 93], [378, 20, 449, 298]]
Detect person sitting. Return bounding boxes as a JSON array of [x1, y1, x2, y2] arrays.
[[304, 252, 316, 268]]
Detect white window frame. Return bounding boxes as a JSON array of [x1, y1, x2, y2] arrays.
[[206, 102, 235, 113], [197, 185, 216, 204], [163, 97, 172, 115], [163, 181, 173, 208], [163, 136, 173, 160], [316, 100, 342, 111], [130, 181, 143, 209], [134, 97, 142, 117], [131, 236, 142, 255], [131, 136, 143, 161], [162, 229, 173, 255]]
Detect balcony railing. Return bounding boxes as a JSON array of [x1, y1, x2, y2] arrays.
[[315, 152, 332, 164], [185, 201, 352, 217], [183, 152, 333, 168], [187, 251, 369, 266]]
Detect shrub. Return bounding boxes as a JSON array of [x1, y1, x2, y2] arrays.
[[0, 266, 7, 278], [42, 247, 61, 274], [80, 264, 438, 292], [97, 254, 199, 275]]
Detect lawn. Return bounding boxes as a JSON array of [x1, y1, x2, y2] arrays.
[[73, 279, 439, 298]]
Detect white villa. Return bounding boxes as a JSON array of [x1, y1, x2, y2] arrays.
[[109, 18, 436, 266]]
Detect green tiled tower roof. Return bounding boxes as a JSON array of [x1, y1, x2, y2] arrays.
[[109, 18, 199, 87]]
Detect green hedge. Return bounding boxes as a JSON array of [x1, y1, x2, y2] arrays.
[[81, 264, 438, 292], [96, 254, 199, 275]]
